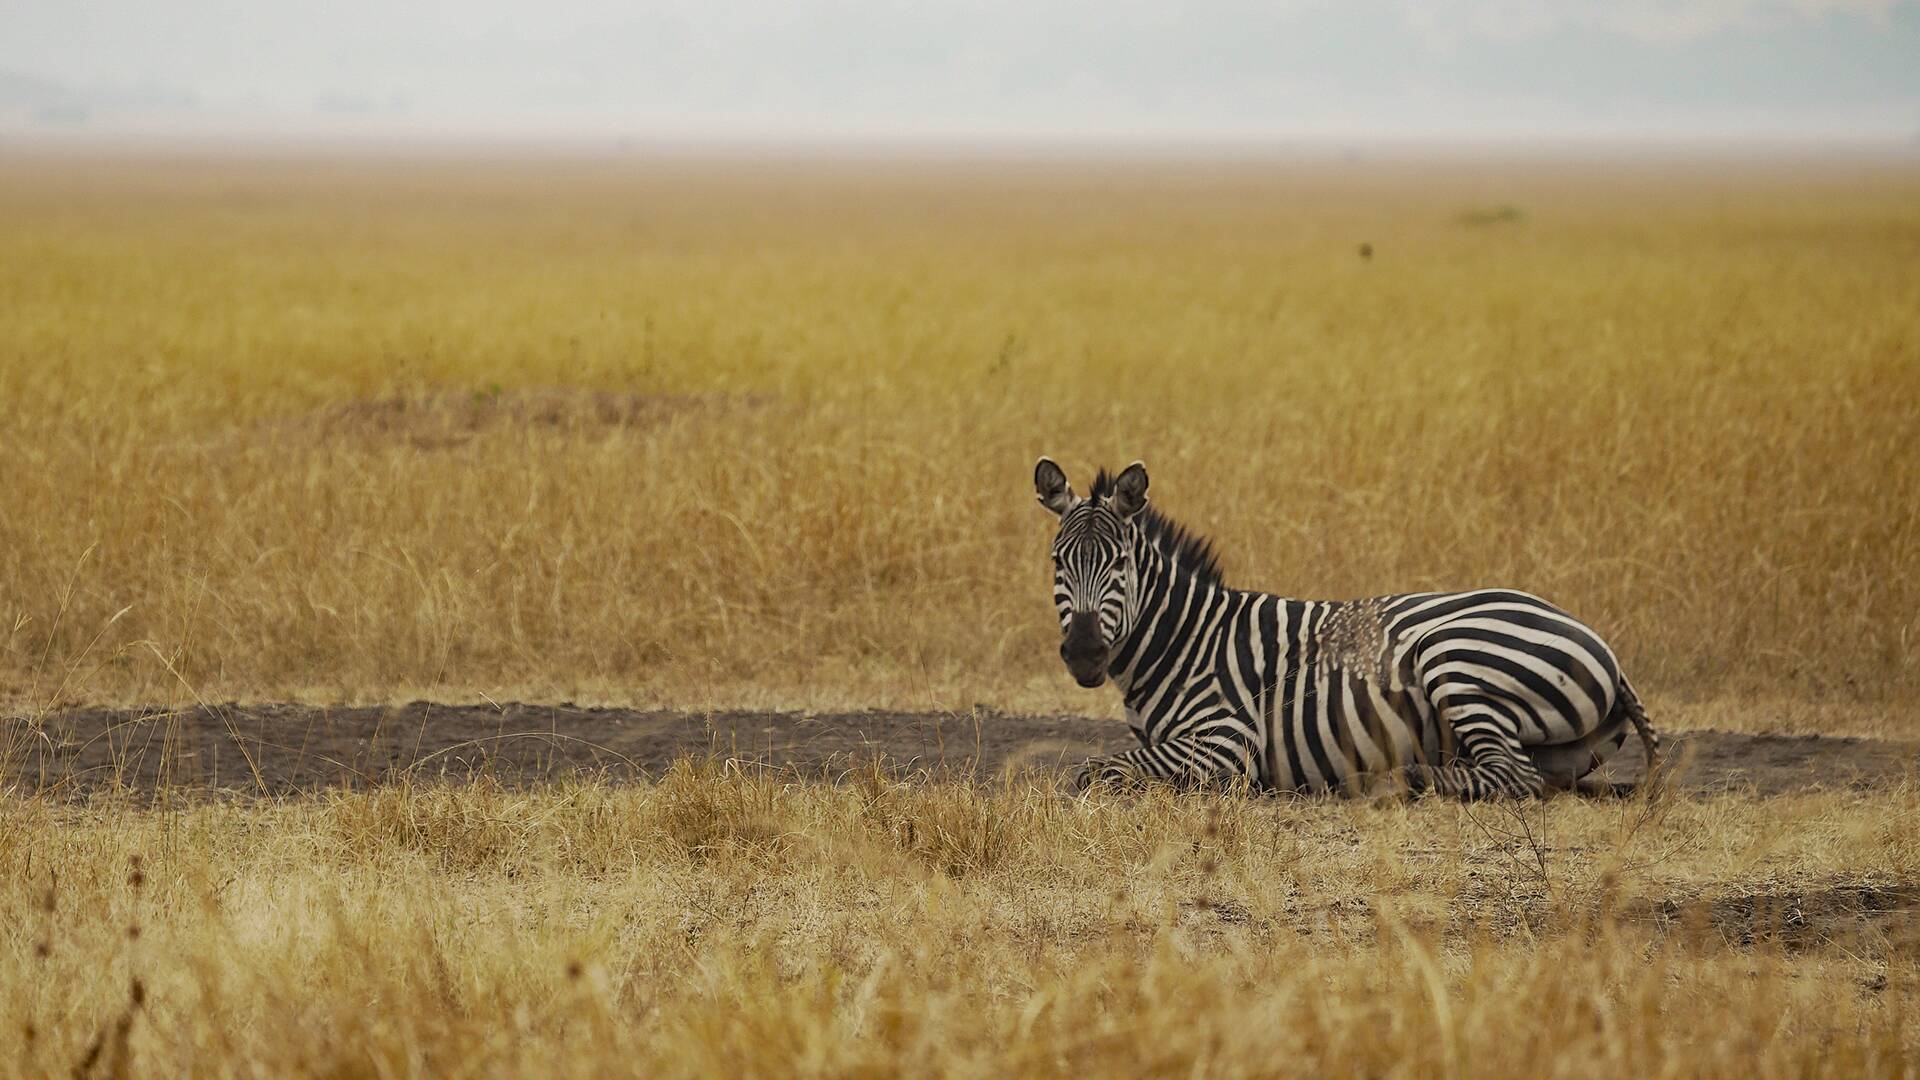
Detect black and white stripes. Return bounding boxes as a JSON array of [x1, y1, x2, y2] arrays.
[[1035, 458, 1657, 799]]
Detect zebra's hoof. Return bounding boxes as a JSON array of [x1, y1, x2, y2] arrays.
[[1069, 763, 1099, 793], [1399, 764, 1434, 797], [1072, 762, 1137, 793]]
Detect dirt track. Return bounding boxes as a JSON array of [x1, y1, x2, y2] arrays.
[[7, 703, 1914, 798]]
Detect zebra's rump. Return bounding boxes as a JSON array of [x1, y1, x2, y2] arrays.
[[1392, 588, 1624, 748]]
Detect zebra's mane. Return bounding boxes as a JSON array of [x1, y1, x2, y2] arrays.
[[1089, 467, 1226, 586]]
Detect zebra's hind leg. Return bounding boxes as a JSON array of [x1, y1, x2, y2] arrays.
[[1526, 715, 1630, 792], [1532, 683, 1662, 797], [1403, 716, 1545, 800]]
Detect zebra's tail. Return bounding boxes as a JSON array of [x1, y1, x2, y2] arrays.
[[1616, 676, 1660, 781]]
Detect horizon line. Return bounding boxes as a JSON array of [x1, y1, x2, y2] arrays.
[[7, 126, 1920, 162]]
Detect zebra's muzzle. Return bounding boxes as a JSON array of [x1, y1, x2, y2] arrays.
[[1061, 612, 1109, 688]]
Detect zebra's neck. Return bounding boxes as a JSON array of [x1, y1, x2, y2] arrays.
[[1108, 526, 1239, 711]]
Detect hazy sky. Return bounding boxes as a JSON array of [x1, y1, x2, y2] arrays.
[[3, 0, 1918, 141]]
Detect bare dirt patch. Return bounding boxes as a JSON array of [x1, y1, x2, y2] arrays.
[[5, 703, 1913, 799]]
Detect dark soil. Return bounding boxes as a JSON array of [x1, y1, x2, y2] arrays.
[[1640, 884, 1920, 955], [6, 703, 1914, 799]]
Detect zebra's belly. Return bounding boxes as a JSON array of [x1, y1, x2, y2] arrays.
[[1260, 667, 1440, 793]]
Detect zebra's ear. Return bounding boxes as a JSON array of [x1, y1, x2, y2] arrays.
[[1034, 457, 1077, 517], [1112, 461, 1149, 519]]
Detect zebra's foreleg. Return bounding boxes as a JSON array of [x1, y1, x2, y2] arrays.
[[1402, 717, 1545, 800], [1072, 733, 1257, 793]]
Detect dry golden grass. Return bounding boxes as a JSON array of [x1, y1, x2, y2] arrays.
[[1, 149, 1915, 1073], [0, 152, 1915, 732], [2, 768, 1915, 1078]]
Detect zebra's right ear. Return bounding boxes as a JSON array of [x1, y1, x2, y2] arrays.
[[1034, 457, 1077, 517], [1111, 460, 1149, 519]]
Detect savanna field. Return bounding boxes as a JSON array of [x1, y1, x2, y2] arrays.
[[1, 149, 1917, 1075]]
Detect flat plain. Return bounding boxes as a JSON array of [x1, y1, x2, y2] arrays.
[[1, 148, 1916, 1076]]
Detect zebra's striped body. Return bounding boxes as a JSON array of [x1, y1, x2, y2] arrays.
[[1036, 458, 1656, 799]]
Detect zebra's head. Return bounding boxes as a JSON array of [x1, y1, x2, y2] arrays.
[[1034, 457, 1149, 688]]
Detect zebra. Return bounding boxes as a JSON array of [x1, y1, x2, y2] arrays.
[[1035, 457, 1658, 799]]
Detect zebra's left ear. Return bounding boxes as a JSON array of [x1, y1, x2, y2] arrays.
[[1112, 461, 1149, 519]]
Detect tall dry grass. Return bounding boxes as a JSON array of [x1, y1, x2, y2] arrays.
[[0, 152, 1916, 726], [2, 768, 1914, 1077]]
